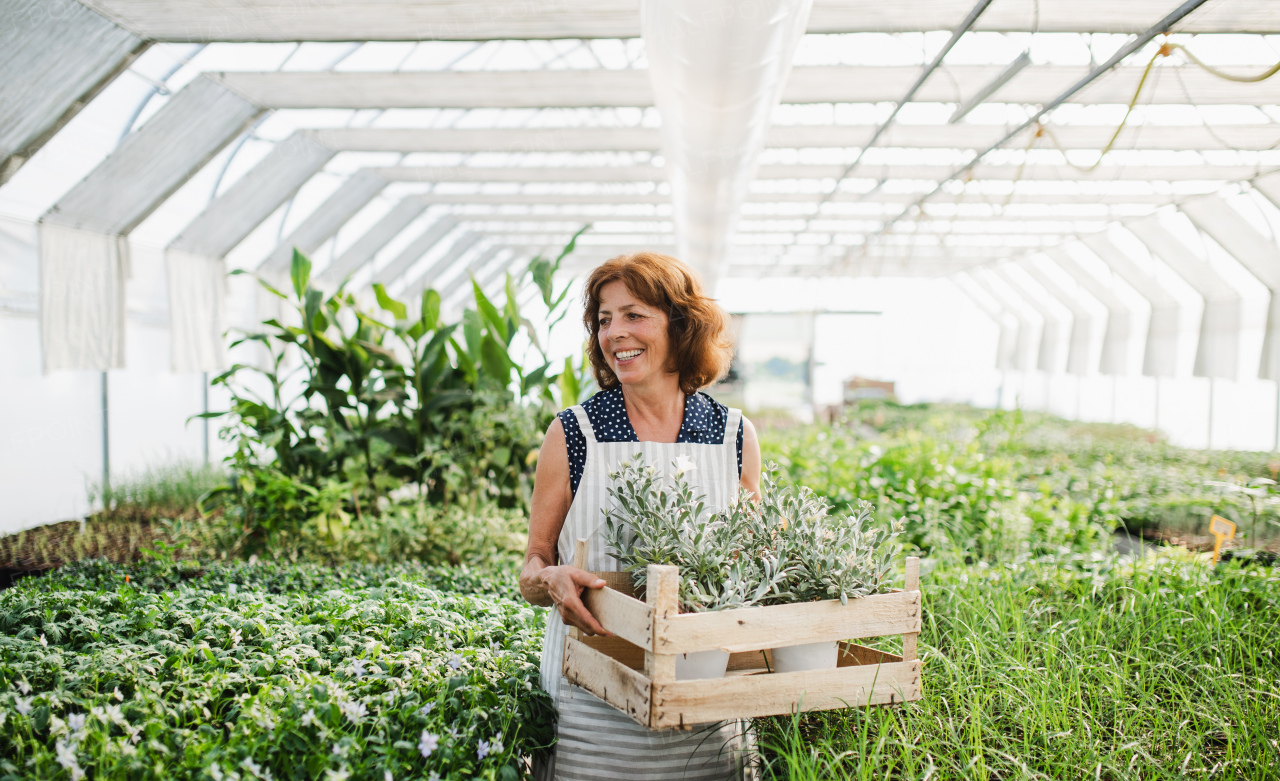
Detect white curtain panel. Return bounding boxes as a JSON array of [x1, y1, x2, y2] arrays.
[[166, 250, 229, 373], [38, 222, 128, 372]]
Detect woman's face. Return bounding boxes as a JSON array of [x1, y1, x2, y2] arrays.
[[596, 280, 671, 388]]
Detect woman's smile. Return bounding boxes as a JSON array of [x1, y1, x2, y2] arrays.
[[614, 348, 645, 364]]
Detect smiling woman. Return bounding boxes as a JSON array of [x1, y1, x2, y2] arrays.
[[518, 252, 762, 780]]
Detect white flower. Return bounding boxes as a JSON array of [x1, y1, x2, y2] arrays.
[[418, 730, 439, 758], [15, 697, 32, 716], [339, 700, 367, 724], [446, 655, 462, 671], [229, 628, 242, 648], [384, 772, 394, 781], [476, 740, 491, 760], [300, 709, 317, 728], [67, 713, 85, 733], [0, 711, 7, 728], [351, 659, 366, 678], [55, 739, 84, 779], [489, 736, 504, 755], [16, 680, 31, 694], [324, 768, 351, 781], [428, 773, 441, 781], [113, 686, 124, 702], [241, 757, 273, 780], [39, 634, 47, 647], [673, 455, 697, 476], [417, 703, 436, 717]]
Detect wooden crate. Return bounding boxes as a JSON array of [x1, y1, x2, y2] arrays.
[[560, 539, 923, 730]]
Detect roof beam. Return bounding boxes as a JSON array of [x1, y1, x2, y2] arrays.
[[952, 274, 1019, 370], [259, 170, 387, 271], [1, 0, 144, 184], [375, 162, 1265, 183], [44, 74, 262, 234], [317, 198, 430, 286], [1180, 194, 1280, 381], [1080, 233, 1182, 378], [371, 216, 458, 285], [1044, 247, 1136, 376], [968, 270, 1039, 371], [315, 124, 1280, 155], [1127, 215, 1242, 380], [169, 130, 334, 257], [399, 232, 483, 298], [80, 0, 1280, 41], [211, 64, 1280, 109], [994, 265, 1066, 373]]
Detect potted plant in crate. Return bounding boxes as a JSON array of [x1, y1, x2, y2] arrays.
[[748, 470, 902, 672], [602, 456, 789, 680], [602, 456, 901, 678]]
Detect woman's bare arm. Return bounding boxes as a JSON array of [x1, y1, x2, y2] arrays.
[[518, 417, 611, 636], [740, 416, 762, 500]]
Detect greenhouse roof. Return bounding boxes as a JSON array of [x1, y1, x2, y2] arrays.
[[4, 0, 1280, 381]]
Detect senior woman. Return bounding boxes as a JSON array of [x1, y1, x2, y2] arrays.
[[520, 252, 761, 781]]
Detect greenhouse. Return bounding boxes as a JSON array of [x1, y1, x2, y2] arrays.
[[1, 0, 1278, 778]]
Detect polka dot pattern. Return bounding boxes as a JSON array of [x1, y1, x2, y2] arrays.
[[558, 387, 743, 497]]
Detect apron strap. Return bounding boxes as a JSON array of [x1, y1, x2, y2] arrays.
[[570, 404, 598, 444], [725, 407, 742, 467]]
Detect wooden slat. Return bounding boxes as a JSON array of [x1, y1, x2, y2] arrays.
[[652, 660, 922, 729], [902, 557, 920, 662], [562, 637, 651, 728], [582, 583, 654, 648], [655, 590, 921, 654], [579, 635, 646, 671], [645, 565, 679, 685]]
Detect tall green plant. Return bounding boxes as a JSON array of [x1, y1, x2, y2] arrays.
[[200, 231, 590, 556]]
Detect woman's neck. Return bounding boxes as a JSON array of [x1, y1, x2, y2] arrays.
[[620, 375, 685, 443]]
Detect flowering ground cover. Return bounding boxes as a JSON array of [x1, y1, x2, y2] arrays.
[[0, 560, 550, 781]]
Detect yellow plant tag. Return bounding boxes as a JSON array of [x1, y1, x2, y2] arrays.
[[1209, 515, 1236, 564]]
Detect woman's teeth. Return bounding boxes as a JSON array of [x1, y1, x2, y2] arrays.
[[615, 349, 644, 361]]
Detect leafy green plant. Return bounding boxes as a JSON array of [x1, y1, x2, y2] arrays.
[[200, 229, 590, 559], [602, 456, 789, 612], [0, 559, 551, 780]]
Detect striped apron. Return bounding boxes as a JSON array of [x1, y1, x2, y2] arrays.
[[537, 403, 754, 781]]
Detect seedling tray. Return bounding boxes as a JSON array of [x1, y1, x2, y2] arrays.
[[560, 540, 923, 730]]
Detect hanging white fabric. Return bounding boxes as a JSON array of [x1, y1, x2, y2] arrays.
[[166, 249, 229, 373], [38, 222, 128, 372]]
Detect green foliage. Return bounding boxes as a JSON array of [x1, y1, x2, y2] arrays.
[[601, 456, 900, 611], [87, 462, 228, 521], [756, 552, 1280, 779], [0, 559, 549, 780], [203, 232, 591, 559]]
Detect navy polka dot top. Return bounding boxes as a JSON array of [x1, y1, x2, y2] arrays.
[[558, 386, 744, 498]]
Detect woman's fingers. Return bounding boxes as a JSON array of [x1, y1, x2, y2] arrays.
[[552, 568, 612, 636]]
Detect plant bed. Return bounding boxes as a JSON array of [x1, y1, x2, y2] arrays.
[[561, 540, 922, 730]]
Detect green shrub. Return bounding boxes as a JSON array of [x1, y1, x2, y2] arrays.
[[0, 559, 548, 780]]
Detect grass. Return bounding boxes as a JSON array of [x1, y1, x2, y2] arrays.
[[756, 551, 1280, 780], [87, 461, 227, 521]]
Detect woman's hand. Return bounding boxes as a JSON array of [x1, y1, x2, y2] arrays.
[[520, 558, 613, 637]]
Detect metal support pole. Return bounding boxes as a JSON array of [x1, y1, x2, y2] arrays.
[[100, 371, 110, 494], [202, 371, 210, 465], [1154, 377, 1161, 434], [868, 0, 1212, 244], [1207, 377, 1215, 450]]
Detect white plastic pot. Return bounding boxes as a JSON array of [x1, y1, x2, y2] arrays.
[[675, 649, 730, 680], [771, 641, 839, 673]]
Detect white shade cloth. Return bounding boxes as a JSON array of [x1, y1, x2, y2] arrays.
[[166, 249, 229, 373], [38, 222, 128, 372]]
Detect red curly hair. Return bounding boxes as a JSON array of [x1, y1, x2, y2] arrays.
[[582, 252, 734, 395]]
